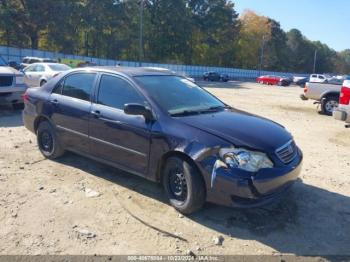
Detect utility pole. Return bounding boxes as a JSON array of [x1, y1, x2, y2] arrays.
[[258, 35, 266, 77], [313, 49, 318, 73], [139, 0, 144, 67]]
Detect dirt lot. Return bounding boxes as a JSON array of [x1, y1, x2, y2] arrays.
[[0, 81, 349, 256]]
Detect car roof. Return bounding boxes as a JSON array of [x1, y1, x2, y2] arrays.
[[70, 66, 177, 77], [27, 62, 61, 66]]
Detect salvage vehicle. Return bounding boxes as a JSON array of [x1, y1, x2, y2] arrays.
[[256, 75, 291, 86], [0, 55, 28, 109], [333, 76, 350, 127], [203, 72, 229, 82], [309, 74, 329, 83], [300, 81, 341, 115], [23, 67, 303, 214], [20, 56, 58, 70], [23, 63, 71, 87]]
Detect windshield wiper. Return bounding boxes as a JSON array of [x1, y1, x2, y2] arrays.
[[171, 105, 231, 117], [170, 110, 202, 117], [198, 105, 231, 113]]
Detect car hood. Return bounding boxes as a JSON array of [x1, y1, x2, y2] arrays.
[[177, 109, 292, 152], [0, 66, 18, 75]]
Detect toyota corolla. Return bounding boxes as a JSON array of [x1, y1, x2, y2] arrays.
[[23, 67, 303, 214]]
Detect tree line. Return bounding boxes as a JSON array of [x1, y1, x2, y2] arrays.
[[0, 0, 349, 74]]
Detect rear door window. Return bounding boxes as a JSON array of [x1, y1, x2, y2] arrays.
[[97, 75, 145, 110], [61, 73, 96, 101], [35, 65, 45, 72], [24, 65, 36, 72]]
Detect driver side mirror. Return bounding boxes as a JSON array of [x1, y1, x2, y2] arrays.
[[124, 104, 154, 121]]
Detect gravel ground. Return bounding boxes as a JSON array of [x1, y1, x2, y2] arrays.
[[0, 81, 349, 256]]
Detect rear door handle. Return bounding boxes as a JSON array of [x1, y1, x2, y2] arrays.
[[91, 110, 101, 118]]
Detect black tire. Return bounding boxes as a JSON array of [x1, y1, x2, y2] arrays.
[[40, 80, 47, 87], [321, 96, 339, 116], [37, 121, 65, 159], [162, 156, 206, 214], [12, 103, 24, 110]]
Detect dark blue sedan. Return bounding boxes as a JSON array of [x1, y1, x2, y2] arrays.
[[23, 67, 303, 214]]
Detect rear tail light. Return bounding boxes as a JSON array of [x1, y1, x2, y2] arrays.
[[304, 84, 308, 93], [22, 91, 29, 103], [339, 86, 350, 105]]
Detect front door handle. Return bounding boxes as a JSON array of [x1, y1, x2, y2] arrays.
[[50, 99, 59, 105], [91, 110, 101, 118]]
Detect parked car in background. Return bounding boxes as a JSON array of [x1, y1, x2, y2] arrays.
[[203, 72, 229, 82], [23, 63, 71, 87], [256, 75, 291, 86], [20, 57, 58, 69], [309, 74, 330, 83], [295, 77, 310, 87], [22, 67, 302, 214], [333, 76, 350, 127], [0, 55, 28, 109], [280, 76, 293, 86], [300, 81, 342, 115], [8, 61, 21, 70]]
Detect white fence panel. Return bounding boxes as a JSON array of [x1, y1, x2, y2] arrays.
[[0, 45, 309, 79]]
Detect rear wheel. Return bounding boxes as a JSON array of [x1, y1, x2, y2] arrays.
[[37, 121, 65, 159], [162, 156, 206, 214], [322, 96, 339, 116]]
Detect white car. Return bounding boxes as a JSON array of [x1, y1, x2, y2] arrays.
[[309, 74, 330, 83], [0, 56, 28, 109], [333, 76, 350, 127], [23, 63, 71, 87]]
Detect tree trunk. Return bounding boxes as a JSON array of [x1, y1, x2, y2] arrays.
[[30, 34, 38, 49]]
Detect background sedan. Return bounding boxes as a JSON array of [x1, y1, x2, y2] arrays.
[[23, 63, 71, 87], [203, 72, 229, 82], [257, 75, 291, 86]]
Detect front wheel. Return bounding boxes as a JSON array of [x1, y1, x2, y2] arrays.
[[322, 96, 339, 116], [37, 121, 65, 159], [162, 156, 206, 214]]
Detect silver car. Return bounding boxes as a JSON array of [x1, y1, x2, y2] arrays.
[[23, 63, 71, 87], [0, 56, 28, 109]]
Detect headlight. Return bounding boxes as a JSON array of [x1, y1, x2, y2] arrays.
[[15, 76, 25, 85], [219, 148, 274, 172]]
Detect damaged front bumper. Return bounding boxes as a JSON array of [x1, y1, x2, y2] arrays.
[[205, 148, 303, 208]]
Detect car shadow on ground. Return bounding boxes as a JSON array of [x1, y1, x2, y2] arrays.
[[198, 81, 251, 89], [0, 107, 23, 127], [56, 152, 350, 256]]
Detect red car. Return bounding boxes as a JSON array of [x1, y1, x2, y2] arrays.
[[257, 75, 291, 86]]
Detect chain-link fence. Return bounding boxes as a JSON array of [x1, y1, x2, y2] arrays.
[[0, 45, 308, 79]]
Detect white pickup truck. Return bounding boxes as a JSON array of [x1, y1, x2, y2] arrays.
[[0, 56, 28, 109], [300, 81, 341, 115], [333, 76, 350, 127]]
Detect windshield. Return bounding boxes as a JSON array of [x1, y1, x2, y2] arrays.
[[135, 75, 225, 115], [48, 64, 70, 71], [0, 56, 7, 66]]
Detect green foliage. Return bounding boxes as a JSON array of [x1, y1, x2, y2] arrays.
[[0, 0, 348, 74]]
